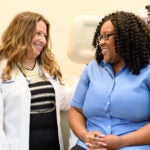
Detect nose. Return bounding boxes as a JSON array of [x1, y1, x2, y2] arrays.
[[99, 38, 105, 47], [39, 35, 47, 44], [39, 34, 46, 40]]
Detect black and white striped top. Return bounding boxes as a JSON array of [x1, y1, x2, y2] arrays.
[[23, 63, 60, 150], [29, 79, 56, 114]]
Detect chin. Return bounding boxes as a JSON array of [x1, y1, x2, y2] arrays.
[[35, 51, 41, 57], [103, 59, 109, 62]]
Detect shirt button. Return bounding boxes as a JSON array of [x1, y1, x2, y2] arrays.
[[107, 113, 110, 118], [107, 125, 111, 129]]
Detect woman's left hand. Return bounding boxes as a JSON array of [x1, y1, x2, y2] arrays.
[[86, 134, 122, 150]]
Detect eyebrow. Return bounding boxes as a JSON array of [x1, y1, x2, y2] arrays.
[[100, 31, 114, 34]]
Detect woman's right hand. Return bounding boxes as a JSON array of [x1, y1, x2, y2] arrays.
[[83, 131, 107, 150]]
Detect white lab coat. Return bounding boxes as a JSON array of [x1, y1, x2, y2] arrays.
[[0, 59, 74, 150]]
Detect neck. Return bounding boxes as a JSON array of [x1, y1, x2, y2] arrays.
[[23, 58, 36, 70], [113, 60, 125, 75]]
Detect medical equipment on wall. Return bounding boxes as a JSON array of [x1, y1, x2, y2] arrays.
[[67, 15, 103, 64]]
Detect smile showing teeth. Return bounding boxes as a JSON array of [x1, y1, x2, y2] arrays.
[[102, 49, 108, 53], [34, 44, 43, 50], [37, 45, 42, 49]]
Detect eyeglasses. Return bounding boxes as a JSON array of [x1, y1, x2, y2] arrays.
[[98, 33, 114, 41]]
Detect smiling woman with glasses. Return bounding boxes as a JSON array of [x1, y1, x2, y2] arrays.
[[98, 33, 115, 41], [69, 11, 150, 150]]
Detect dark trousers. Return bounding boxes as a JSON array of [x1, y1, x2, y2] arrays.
[[71, 144, 86, 150]]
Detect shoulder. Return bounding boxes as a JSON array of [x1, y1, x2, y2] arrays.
[[84, 60, 98, 69], [83, 60, 101, 73], [87, 60, 97, 66], [79, 60, 100, 80], [138, 64, 150, 86], [0, 59, 19, 82], [140, 64, 150, 74]]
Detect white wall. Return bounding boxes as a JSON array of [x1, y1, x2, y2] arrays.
[[0, 0, 149, 76]]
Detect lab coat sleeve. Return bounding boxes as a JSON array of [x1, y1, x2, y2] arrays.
[[59, 76, 78, 111], [0, 84, 9, 150]]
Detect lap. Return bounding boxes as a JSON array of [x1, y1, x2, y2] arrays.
[[119, 145, 150, 150]]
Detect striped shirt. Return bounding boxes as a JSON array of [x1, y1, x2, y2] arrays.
[[23, 63, 60, 150]]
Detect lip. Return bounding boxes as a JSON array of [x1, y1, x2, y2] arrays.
[[37, 45, 43, 49], [102, 48, 108, 54], [33, 42, 44, 50]]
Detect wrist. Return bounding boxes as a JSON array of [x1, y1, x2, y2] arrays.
[[119, 136, 128, 148], [79, 130, 88, 142]]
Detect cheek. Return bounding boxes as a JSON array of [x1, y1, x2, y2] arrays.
[[110, 48, 116, 56], [43, 39, 47, 45], [31, 36, 36, 43], [109, 41, 116, 54]]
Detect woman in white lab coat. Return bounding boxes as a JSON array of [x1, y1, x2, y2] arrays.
[[0, 11, 73, 150]]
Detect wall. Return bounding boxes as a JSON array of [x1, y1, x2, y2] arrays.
[[0, 0, 149, 76]]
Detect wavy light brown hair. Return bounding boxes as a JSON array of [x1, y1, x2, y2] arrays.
[[0, 11, 63, 84], [92, 11, 150, 75]]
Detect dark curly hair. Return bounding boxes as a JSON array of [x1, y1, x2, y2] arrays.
[[92, 11, 150, 75]]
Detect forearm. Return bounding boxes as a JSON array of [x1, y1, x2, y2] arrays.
[[120, 123, 150, 147], [68, 107, 88, 142]]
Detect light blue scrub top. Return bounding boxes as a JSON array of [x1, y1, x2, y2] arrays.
[[71, 60, 150, 150]]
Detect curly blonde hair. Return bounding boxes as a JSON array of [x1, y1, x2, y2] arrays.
[[0, 11, 63, 84]]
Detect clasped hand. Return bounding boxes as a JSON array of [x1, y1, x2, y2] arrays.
[[84, 131, 122, 150]]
